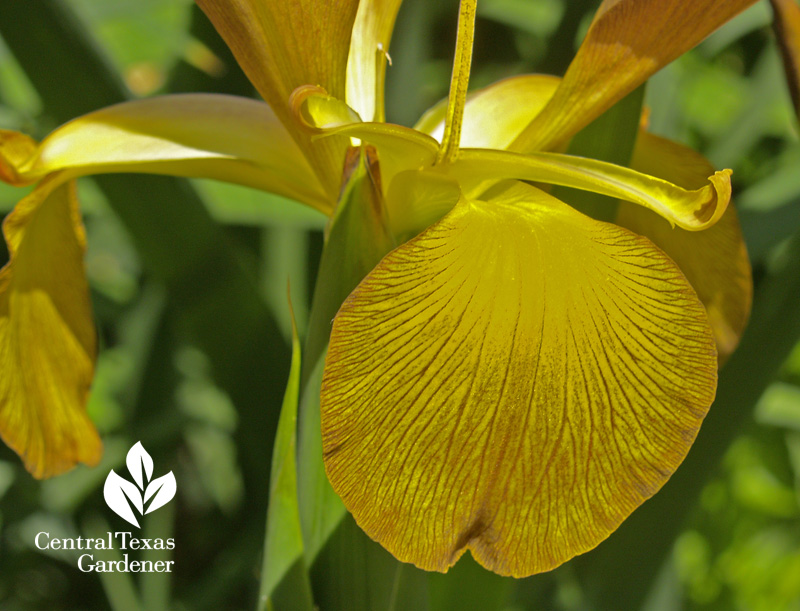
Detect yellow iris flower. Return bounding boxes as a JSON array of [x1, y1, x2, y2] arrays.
[[0, 0, 754, 577]]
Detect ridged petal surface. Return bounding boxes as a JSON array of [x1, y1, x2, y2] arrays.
[[322, 182, 717, 576]]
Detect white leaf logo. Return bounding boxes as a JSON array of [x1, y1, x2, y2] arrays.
[[104, 442, 177, 528]]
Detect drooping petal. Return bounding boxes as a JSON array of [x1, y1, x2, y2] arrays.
[[196, 0, 358, 194], [0, 177, 101, 478], [0, 94, 330, 214], [446, 148, 731, 230], [511, 0, 761, 152], [322, 182, 717, 576], [346, 0, 404, 122], [414, 74, 560, 150], [617, 132, 752, 363], [770, 0, 800, 119]]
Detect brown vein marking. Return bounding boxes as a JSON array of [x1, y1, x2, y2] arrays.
[[358, 273, 485, 512], [502, 226, 547, 564], [476, 233, 532, 555], [583, 299, 655, 476], [325, 266, 472, 415], [468, 281, 521, 535], [451, 510, 490, 562], [588, 293, 692, 472], [380, 321, 483, 517]]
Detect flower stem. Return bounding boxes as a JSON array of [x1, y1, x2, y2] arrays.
[[436, 0, 477, 165]]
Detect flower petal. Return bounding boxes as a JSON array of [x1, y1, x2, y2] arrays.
[[291, 86, 441, 197], [0, 129, 38, 185], [0, 177, 101, 478], [447, 148, 731, 230], [414, 74, 560, 150], [322, 182, 717, 576], [617, 132, 752, 363], [770, 0, 800, 119], [347, 0, 404, 122], [1, 94, 330, 214], [196, 0, 358, 194], [511, 0, 761, 152]]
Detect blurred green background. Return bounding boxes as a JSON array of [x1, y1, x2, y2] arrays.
[[0, 0, 799, 609]]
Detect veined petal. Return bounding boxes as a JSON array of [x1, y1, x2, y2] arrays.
[[446, 148, 731, 231], [511, 0, 761, 152], [346, 0, 404, 122], [771, 0, 800, 119], [197, 0, 358, 194], [1, 94, 330, 214], [617, 132, 752, 363], [322, 182, 717, 576], [0, 177, 101, 478], [415, 75, 560, 150]]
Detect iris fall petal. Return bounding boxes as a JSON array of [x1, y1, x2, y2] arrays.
[[322, 182, 717, 576], [0, 178, 100, 478]]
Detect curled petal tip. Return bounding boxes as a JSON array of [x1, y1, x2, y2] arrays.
[[697, 169, 732, 230], [289, 85, 362, 132]]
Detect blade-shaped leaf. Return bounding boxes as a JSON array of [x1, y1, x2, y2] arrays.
[[144, 471, 177, 514], [104, 470, 143, 528], [126, 441, 153, 489], [259, 297, 313, 611]]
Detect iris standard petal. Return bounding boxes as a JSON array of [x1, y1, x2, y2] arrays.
[[616, 132, 752, 363], [446, 148, 731, 230], [511, 0, 761, 152], [770, 0, 800, 118], [0, 177, 101, 478], [346, 0, 404, 122], [322, 182, 717, 576], [415, 74, 560, 150], [1, 94, 330, 214], [196, 0, 358, 194]]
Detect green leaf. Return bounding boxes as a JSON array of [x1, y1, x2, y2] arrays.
[[259, 300, 313, 611], [297, 355, 346, 566], [296, 147, 430, 608], [299, 147, 395, 562]]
